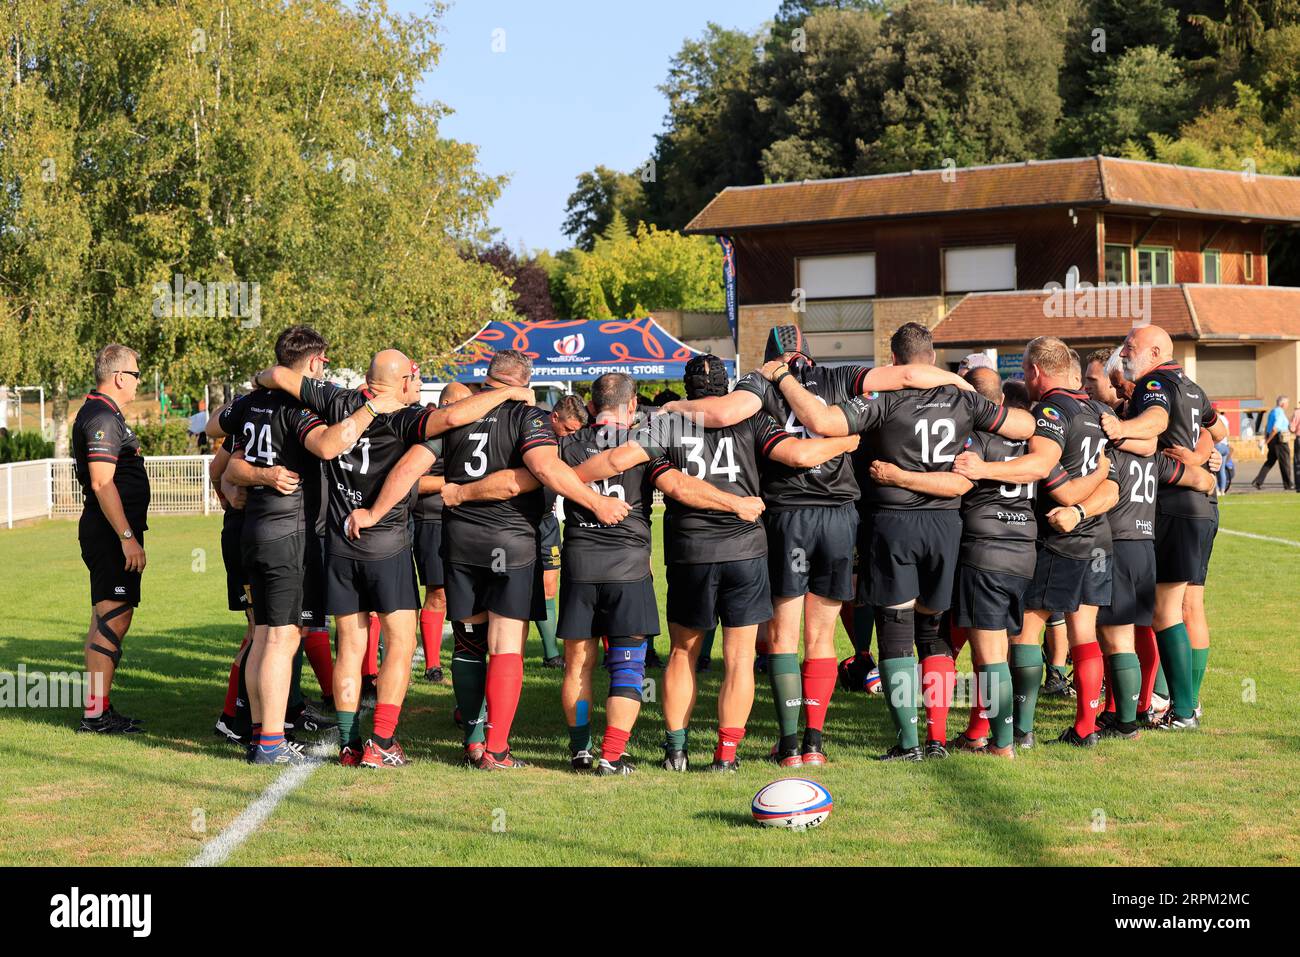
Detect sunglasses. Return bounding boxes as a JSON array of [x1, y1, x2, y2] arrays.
[[402, 361, 420, 383], [116, 370, 142, 380]]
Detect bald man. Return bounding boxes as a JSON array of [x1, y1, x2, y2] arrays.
[[1101, 326, 1227, 729], [255, 350, 534, 766]]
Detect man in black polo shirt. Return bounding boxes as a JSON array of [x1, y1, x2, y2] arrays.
[[72, 344, 150, 733]]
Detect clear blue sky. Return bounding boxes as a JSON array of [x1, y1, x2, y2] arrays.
[[391, 0, 774, 253]]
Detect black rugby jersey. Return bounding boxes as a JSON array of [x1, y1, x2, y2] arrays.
[[1102, 446, 1180, 541], [297, 379, 435, 560], [218, 389, 326, 544], [958, 431, 1037, 578], [838, 386, 1006, 510], [649, 412, 791, 565], [733, 364, 866, 508], [412, 453, 445, 523], [440, 399, 557, 568], [72, 391, 151, 531], [1032, 388, 1108, 560], [1128, 362, 1219, 520], [558, 424, 661, 582]]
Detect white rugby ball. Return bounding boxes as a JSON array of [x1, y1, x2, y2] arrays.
[[751, 778, 833, 830]]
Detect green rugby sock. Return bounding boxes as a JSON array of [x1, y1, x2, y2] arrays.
[[1011, 644, 1043, 736], [880, 656, 919, 750], [665, 727, 688, 752], [337, 710, 359, 747], [538, 597, 560, 661], [569, 698, 592, 754], [1191, 646, 1209, 708], [1109, 652, 1141, 725], [768, 653, 802, 749], [980, 662, 1014, 749], [1155, 623, 1195, 718], [452, 657, 488, 746]]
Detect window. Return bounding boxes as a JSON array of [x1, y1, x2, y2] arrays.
[[1104, 244, 1130, 284], [1136, 246, 1172, 285], [797, 254, 876, 299], [943, 244, 1016, 293], [1203, 250, 1220, 284], [1244, 251, 1254, 281]]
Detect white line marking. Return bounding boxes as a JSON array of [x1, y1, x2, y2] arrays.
[[1218, 528, 1300, 549], [189, 760, 320, 867]]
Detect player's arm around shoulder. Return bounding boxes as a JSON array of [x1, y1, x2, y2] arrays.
[[444, 468, 540, 508], [224, 448, 300, 495], [1103, 377, 1169, 443], [345, 443, 436, 540], [662, 388, 761, 429], [870, 460, 972, 498], [423, 385, 534, 436], [769, 432, 859, 468], [773, 369, 852, 436]]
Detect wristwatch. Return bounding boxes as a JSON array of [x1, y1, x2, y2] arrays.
[[364, 399, 379, 417], [120, 528, 134, 541]]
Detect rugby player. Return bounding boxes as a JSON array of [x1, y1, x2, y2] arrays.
[[211, 435, 255, 745], [955, 336, 1114, 748], [665, 325, 970, 764], [549, 371, 773, 774], [1081, 349, 1216, 738], [935, 370, 1038, 759], [538, 394, 589, 668], [773, 324, 1035, 760], [73, 344, 150, 734], [356, 350, 628, 769], [1102, 325, 1222, 728], [411, 383, 474, 685], [1101, 326, 1226, 729], [649, 355, 861, 770], [256, 348, 529, 766], [208, 327, 393, 763]]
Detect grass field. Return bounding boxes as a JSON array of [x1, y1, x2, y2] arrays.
[[2, 495, 1298, 866]]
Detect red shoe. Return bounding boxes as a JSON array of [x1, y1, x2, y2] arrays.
[[464, 742, 486, 766], [768, 743, 803, 768], [339, 744, 363, 767], [360, 738, 408, 768], [474, 749, 530, 770], [800, 744, 828, 766]]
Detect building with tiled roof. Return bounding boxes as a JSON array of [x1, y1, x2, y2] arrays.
[[686, 156, 1300, 429]]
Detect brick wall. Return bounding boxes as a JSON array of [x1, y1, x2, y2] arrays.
[[737, 303, 799, 374], [872, 297, 946, 362]]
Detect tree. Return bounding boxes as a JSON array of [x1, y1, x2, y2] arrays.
[[551, 213, 723, 319], [0, 0, 508, 451], [1062, 46, 1192, 156], [470, 243, 556, 324], [560, 166, 647, 251]]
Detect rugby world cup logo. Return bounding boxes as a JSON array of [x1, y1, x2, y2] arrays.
[[555, 334, 585, 356]]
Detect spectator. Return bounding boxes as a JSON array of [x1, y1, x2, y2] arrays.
[[1292, 402, 1300, 495], [1214, 436, 1235, 494], [188, 400, 210, 453], [1253, 395, 1293, 490]]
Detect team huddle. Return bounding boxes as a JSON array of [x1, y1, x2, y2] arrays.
[[71, 319, 1225, 772]]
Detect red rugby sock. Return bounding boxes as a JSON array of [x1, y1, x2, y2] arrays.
[[223, 637, 250, 717], [1103, 654, 1116, 714], [303, 629, 333, 697], [484, 653, 524, 755], [715, 726, 746, 763], [921, 655, 957, 743], [800, 658, 837, 732], [1135, 626, 1159, 712], [602, 726, 631, 763], [373, 702, 400, 740], [1072, 642, 1104, 735], [965, 668, 990, 740], [419, 609, 444, 668]]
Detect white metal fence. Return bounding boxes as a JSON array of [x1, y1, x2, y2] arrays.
[[0, 456, 221, 527]]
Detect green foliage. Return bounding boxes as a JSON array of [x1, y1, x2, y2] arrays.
[[133, 419, 193, 456], [561, 166, 650, 252], [550, 214, 724, 319], [0, 0, 509, 400], [0, 430, 54, 463]]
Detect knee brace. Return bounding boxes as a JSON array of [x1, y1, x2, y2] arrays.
[[451, 620, 487, 662], [90, 605, 131, 665], [875, 606, 915, 661], [605, 636, 647, 702], [916, 612, 951, 660]]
